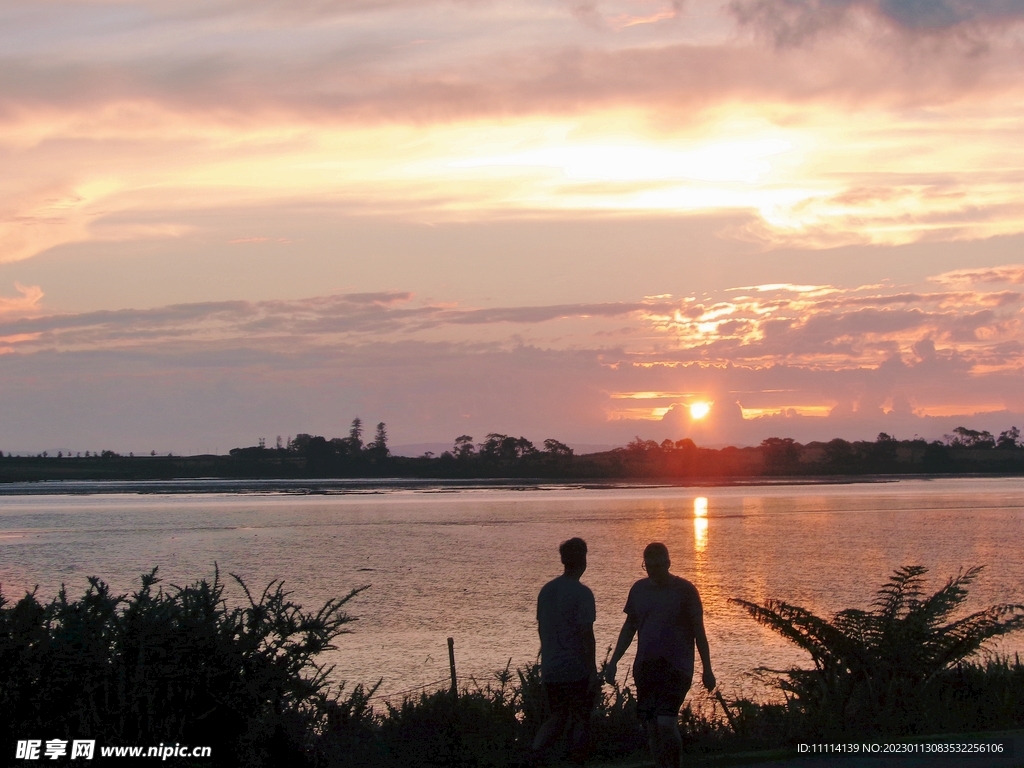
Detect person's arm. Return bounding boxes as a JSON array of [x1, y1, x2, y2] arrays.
[[603, 614, 637, 684], [694, 610, 716, 691]]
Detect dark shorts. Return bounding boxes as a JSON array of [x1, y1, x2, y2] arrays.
[[634, 658, 692, 721], [544, 679, 595, 720]]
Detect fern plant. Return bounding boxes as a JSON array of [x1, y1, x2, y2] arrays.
[[732, 566, 1024, 734]]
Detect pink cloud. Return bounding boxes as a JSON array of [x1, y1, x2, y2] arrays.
[[5, 0, 1024, 126], [0, 283, 43, 317], [930, 264, 1024, 286], [730, 0, 1024, 47], [228, 236, 292, 244]]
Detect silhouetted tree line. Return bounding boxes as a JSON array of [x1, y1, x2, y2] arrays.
[[230, 418, 391, 470], [434, 433, 573, 463], [0, 449, 142, 459], [750, 425, 1024, 477], [415, 424, 1024, 479], [367, 433, 578, 479], [3, 423, 1023, 482]]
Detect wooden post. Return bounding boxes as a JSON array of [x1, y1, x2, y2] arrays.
[[447, 636, 457, 697]]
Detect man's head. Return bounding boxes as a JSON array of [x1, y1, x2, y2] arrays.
[[559, 537, 588, 575], [643, 542, 671, 582]]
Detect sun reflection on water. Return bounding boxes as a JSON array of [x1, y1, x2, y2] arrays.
[[694, 517, 708, 552], [694, 497, 708, 517], [693, 496, 709, 551]]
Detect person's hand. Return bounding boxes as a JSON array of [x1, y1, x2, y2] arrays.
[[702, 669, 716, 692], [587, 669, 600, 696], [603, 661, 617, 685]]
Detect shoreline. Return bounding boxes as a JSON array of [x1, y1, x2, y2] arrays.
[[1, 472, 1022, 495]]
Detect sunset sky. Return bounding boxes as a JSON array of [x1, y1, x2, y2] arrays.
[[3, 0, 1024, 453]]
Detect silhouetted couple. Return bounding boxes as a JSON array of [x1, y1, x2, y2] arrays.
[[531, 538, 715, 768]]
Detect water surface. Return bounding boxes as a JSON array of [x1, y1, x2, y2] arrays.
[[2, 477, 1022, 703]]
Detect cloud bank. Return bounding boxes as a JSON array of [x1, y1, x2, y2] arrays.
[[731, 0, 1024, 45], [4, 0, 1024, 265], [3, 267, 1022, 452], [2, 1, 1024, 452]]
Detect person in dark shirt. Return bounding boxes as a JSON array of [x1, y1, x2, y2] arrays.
[[532, 537, 597, 766], [605, 542, 715, 768]]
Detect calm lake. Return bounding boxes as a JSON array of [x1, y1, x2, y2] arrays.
[[2, 477, 1023, 705]]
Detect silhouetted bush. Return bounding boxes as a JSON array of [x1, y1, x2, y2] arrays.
[[733, 565, 1024, 738], [923, 656, 1024, 733], [0, 570, 364, 766]]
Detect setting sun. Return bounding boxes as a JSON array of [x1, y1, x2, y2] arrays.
[[690, 402, 711, 420]]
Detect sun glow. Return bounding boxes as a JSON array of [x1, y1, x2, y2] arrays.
[[689, 401, 711, 420], [19, 103, 1020, 268], [739, 405, 832, 419], [451, 139, 792, 184]]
